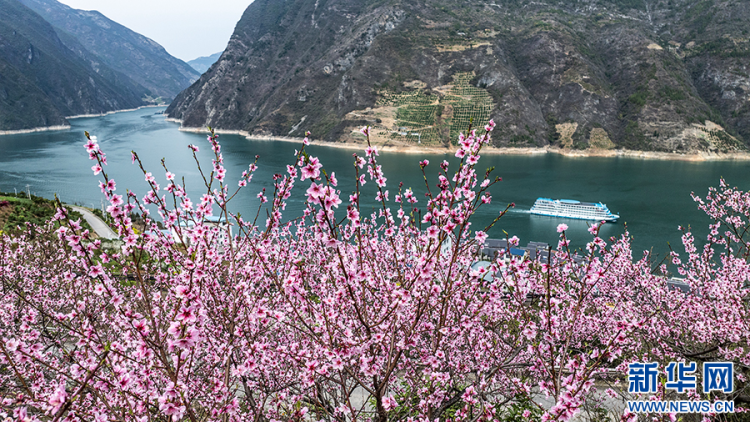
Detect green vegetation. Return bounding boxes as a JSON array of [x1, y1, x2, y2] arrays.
[[370, 382, 544, 422], [614, 0, 646, 11], [396, 105, 438, 126], [378, 72, 495, 145], [497, 396, 546, 421], [0, 192, 90, 234], [623, 121, 651, 150], [698, 127, 746, 152], [510, 134, 534, 145], [628, 88, 649, 109], [546, 115, 561, 145], [659, 86, 686, 101], [309, 114, 340, 140], [685, 0, 715, 37], [732, 104, 750, 119]]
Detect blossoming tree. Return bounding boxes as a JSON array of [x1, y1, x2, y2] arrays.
[[1, 122, 748, 422]]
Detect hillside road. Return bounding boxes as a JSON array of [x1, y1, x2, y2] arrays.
[[67, 205, 119, 240]]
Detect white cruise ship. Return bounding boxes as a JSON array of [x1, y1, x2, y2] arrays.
[[530, 198, 619, 222]]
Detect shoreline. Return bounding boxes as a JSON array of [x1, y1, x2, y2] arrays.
[[170, 121, 750, 162], [0, 125, 71, 136], [66, 104, 165, 120], [0, 105, 166, 136]]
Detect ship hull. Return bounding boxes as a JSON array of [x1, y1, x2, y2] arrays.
[[529, 210, 619, 222]]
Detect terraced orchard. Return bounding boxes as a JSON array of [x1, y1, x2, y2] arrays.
[[697, 123, 745, 153], [372, 72, 495, 146]]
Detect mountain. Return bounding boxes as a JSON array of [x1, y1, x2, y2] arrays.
[[167, 0, 750, 154], [188, 52, 223, 74], [0, 0, 145, 131], [18, 0, 200, 101]]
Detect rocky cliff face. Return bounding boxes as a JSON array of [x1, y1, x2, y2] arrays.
[[168, 0, 750, 153], [18, 0, 200, 101], [0, 0, 145, 131]]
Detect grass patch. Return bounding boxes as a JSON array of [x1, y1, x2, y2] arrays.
[[0, 195, 32, 204], [0, 192, 91, 235]]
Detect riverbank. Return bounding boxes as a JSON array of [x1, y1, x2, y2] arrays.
[[0, 125, 71, 136], [67, 104, 164, 120], [170, 121, 750, 162], [0, 105, 165, 136]]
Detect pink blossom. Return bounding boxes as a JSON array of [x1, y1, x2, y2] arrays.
[[48, 384, 68, 411], [85, 139, 98, 152], [301, 164, 319, 180], [88, 265, 104, 277], [382, 395, 398, 411], [110, 194, 123, 206], [306, 183, 324, 200], [322, 193, 342, 210]]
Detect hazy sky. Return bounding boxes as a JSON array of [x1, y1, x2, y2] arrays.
[[56, 0, 252, 61]]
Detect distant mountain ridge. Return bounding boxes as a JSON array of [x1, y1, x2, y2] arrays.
[[168, 0, 750, 154], [0, 0, 145, 131], [188, 52, 222, 74], [17, 0, 200, 101], [0, 0, 200, 132]]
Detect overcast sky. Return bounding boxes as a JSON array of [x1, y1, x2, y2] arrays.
[[56, 0, 252, 61]]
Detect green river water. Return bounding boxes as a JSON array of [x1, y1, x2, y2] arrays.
[[1, 106, 748, 259]]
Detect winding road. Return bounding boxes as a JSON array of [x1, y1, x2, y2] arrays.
[[66, 205, 119, 240]]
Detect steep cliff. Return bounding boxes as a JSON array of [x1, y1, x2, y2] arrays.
[[0, 0, 145, 131], [18, 0, 200, 101], [168, 0, 750, 153]]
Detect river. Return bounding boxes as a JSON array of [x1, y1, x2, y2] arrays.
[[1, 106, 748, 259]]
